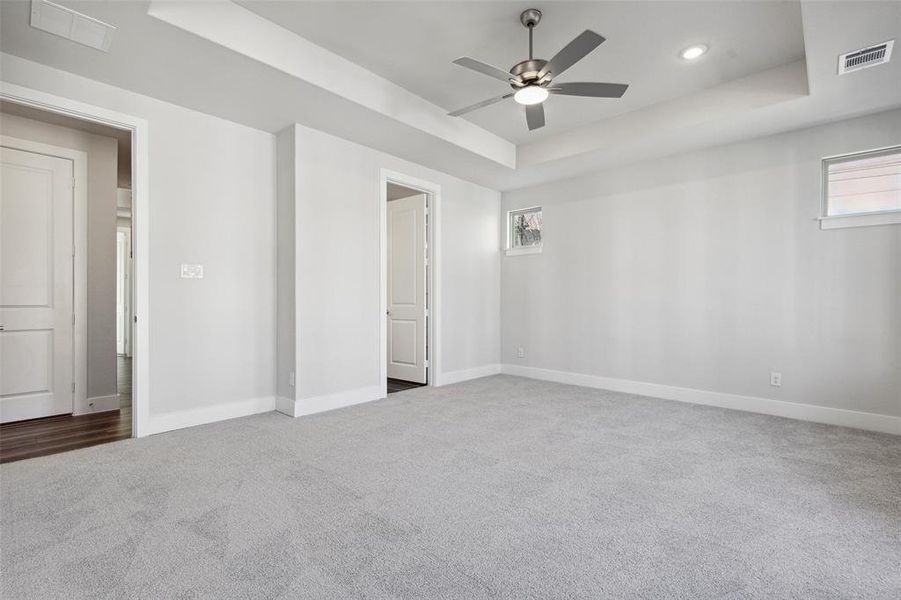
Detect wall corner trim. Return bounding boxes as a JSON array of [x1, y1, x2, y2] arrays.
[[144, 396, 276, 436], [437, 364, 503, 387], [284, 385, 385, 418], [500, 365, 901, 435]]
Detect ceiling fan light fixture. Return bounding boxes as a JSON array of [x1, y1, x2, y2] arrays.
[[680, 44, 708, 60], [514, 85, 549, 105]]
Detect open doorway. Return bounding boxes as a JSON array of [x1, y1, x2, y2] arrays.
[[0, 100, 134, 462], [384, 179, 433, 394]]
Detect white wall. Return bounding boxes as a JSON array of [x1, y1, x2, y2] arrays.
[[0, 112, 118, 408], [2, 55, 277, 426], [292, 124, 501, 401], [502, 108, 901, 425]]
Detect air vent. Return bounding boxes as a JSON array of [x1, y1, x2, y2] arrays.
[[30, 0, 116, 52], [838, 40, 893, 75]]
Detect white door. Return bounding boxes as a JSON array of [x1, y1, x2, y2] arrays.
[[0, 146, 75, 423], [116, 230, 127, 354], [387, 193, 427, 383]]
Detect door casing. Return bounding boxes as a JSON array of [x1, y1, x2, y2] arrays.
[[380, 169, 441, 395], [1, 82, 150, 436], [1, 136, 87, 420]]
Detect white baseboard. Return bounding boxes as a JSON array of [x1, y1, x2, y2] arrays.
[[75, 394, 119, 415], [437, 363, 502, 386], [501, 364, 901, 435], [282, 385, 384, 418], [144, 396, 276, 436]]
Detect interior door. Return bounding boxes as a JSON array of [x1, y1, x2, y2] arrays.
[[0, 146, 75, 423], [387, 193, 427, 383]]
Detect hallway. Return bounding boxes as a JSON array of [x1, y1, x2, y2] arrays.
[[0, 357, 132, 463]]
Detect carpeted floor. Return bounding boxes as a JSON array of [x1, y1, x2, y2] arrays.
[[1, 375, 899, 599]]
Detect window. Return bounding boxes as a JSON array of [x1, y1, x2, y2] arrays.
[[821, 146, 901, 229], [507, 207, 542, 255]]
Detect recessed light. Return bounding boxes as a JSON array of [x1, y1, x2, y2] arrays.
[[680, 44, 708, 60]]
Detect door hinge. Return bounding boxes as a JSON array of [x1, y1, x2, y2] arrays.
[[72, 314, 76, 325], [425, 308, 430, 317], [72, 382, 76, 392], [424, 359, 430, 368]]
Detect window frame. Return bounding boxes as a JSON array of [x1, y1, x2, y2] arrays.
[[820, 145, 901, 230], [506, 206, 543, 256]]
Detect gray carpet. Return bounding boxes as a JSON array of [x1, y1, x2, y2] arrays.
[[2, 375, 899, 599]]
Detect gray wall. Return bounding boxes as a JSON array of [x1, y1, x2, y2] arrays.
[[4, 55, 276, 422], [502, 108, 901, 418], [293, 123, 501, 399], [275, 126, 296, 402], [1, 112, 118, 403]]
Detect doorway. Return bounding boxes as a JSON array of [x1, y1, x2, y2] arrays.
[[382, 172, 439, 395], [0, 99, 136, 462]]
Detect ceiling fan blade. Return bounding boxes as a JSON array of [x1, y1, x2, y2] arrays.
[[537, 30, 606, 80], [550, 82, 629, 98], [525, 103, 545, 131], [448, 93, 514, 117], [452, 57, 516, 83]]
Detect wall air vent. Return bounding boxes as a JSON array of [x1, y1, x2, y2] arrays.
[[30, 0, 116, 52], [838, 40, 893, 75]]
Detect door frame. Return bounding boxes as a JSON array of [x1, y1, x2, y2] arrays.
[[0, 137, 86, 419], [1, 82, 151, 437], [379, 169, 441, 394]]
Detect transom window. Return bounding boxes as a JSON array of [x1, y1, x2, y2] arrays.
[[821, 146, 901, 229]]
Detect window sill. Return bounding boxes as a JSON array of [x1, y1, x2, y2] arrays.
[[505, 246, 542, 256], [819, 210, 901, 230]]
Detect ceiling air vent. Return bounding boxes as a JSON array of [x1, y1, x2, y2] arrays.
[[838, 40, 893, 75], [30, 0, 116, 52]]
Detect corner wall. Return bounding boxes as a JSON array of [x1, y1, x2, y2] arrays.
[[501, 108, 901, 432], [290, 124, 501, 405]]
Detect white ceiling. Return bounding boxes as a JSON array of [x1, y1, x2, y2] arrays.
[[1, 1, 899, 191], [238, 1, 805, 144]]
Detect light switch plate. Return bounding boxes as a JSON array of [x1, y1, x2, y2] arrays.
[[180, 264, 203, 279]]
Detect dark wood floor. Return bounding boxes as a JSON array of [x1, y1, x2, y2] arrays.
[[387, 378, 426, 394], [0, 356, 132, 464]]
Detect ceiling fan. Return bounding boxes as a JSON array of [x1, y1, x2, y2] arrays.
[[447, 9, 629, 131]]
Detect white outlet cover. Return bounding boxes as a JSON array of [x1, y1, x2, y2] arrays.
[[180, 263, 203, 279], [770, 372, 782, 387]]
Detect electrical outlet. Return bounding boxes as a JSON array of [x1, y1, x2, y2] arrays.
[[770, 372, 782, 387], [180, 263, 203, 279], [517, 346, 525, 359]]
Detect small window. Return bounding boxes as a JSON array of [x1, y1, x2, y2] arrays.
[[821, 146, 901, 229], [507, 207, 542, 255]]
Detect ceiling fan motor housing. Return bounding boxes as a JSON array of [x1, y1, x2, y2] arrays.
[[510, 59, 549, 87]]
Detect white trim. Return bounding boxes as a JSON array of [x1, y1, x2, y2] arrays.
[[77, 394, 119, 415], [819, 210, 901, 230], [438, 364, 502, 386], [505, 246, 542, 256], [1, 82, 152, 437], [379, 169, 441, 390], [501, 364, 901, 436], [0, 135, 87, 417], [275, 396, 295, 416], [281, 385, 384, 418], [144, 396, 275, 436]]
